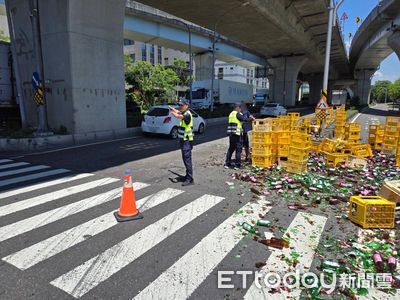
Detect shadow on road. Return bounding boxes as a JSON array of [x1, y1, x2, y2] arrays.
[[362, 106, 400, 117], [0, 109, 314, 192]]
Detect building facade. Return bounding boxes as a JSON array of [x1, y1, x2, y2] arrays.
[[123, 38, 189, 67], [215, 60, 268, 93]]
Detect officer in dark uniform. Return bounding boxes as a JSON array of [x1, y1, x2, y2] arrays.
[[170, 99, 194, 186], [224, 102, 248, 169]]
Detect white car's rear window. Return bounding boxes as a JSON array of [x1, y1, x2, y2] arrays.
[[147, 108, 169, 116]]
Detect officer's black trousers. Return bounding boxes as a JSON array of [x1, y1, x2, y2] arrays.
[[180, 139, 193, 182], [225, 134, 242, 167]]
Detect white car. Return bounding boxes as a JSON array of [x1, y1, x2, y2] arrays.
[[141, 105, 206, 139], [260, 103, 287, 117]]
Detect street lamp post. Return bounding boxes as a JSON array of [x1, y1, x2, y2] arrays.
[[210, 1, 250, 112], [169, 18, 193, 104], [322, 0, 345, 100]]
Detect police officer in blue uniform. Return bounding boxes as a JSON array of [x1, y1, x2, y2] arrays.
[[170, 99, 194, 186]]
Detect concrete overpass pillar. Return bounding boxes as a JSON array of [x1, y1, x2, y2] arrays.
[[7, 0, 126, 133], [354, 69, 375, 106], [194, 52, 213, 81], [388, 31, 400, 60], [268, 56, 308, 107], [308, 73, 323, 105]]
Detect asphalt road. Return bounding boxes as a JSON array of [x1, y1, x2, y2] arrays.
[[0, 105, 398, 300]]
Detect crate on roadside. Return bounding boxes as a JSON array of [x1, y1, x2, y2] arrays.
[[348, 196, 395, 229], [286, 158, 308, 174], [253, 119, 272, 132], [324, 152, 347, 167], [385, 116, 400, 127], [278, 144, 290, 157], [379, 180, 400, 204], [277, 131, 291, 144], [252, 155, 274, 168], [252, 143, 273, 156], [350, 144, 373, 158], [252, 131, 273, 144]]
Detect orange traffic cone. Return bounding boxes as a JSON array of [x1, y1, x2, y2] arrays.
[[114, 169, 143, 222]]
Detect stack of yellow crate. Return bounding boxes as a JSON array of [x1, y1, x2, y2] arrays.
[[334, 107, 347, 139], [345, 123, 361, 144], [368, 124, 385, 150], [287, 113, 300, 130], [381, 117, 400, 155], [252, 119, 275, 168], [286, 132, 311, 174]]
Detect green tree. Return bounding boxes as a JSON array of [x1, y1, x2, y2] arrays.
[[388, 79, 400, 101], [166, 59, 191, 87], [371, 80, 392, 103], [125, 59, 179, 111]]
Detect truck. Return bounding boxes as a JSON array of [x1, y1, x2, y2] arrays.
[[331, 90, 347, 107], [254, 88, 269, 105], [186, 79, 253, 109]]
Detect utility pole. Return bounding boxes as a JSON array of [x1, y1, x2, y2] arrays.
[[30, 0, 48, 133], [321, 0, 345, 105]]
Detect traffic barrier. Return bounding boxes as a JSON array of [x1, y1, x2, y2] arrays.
[[348, 196, 395, 229], [114, 170, 143, 222]]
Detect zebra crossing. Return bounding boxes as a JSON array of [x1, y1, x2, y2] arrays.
[[0, 159, 333, 299]]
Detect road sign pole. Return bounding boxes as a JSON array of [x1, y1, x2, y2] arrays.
[[30, 0, 48, 133]]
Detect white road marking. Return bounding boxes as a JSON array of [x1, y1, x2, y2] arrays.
[[0, 162, 30, 170], [0, 165, 50, 178], [3, 187, 181, 270], [50, 194, 225, 298], [244, 212, 327, 300], [135, 200, 273, 300], [0, 172, 89, 197], [0, 182, 149, 243], [0, 159, 13, 164], [0, 177, 119, 217], [350, 113, 361, 123]]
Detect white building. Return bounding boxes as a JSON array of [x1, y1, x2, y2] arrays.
[[215, 60, 268, 93]]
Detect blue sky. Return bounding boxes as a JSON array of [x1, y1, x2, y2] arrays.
[[338, 0, 400, 83]]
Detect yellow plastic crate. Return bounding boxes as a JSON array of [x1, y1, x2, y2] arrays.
[[310, 141, 321, 153], [349, 196, 395, 229], [252, 131, 273, 144], [324, 152, 347, 166], [252, 155, 274, 168], [277, 131, 291, 144], [320, 139, 337, 153], [253, 119, 272, 132], [252, 143, 273, 156], [346, 123, 361, 130], [384, 126, 400, 137], [350, 144, 373, 158], [397, 156, 400, 167], [288, 151, 309, 161], [287, 113, 300, 121], [385, 116, 400, 127], [287, 158, 308, 174], [277, 144, 290, 157], [382, 136, 398, 146], [369, 124, 384, 134], [381, 144, 397, 155]]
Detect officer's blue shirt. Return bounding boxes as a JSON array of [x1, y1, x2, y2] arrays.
[[242, 110, 252, 133]]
